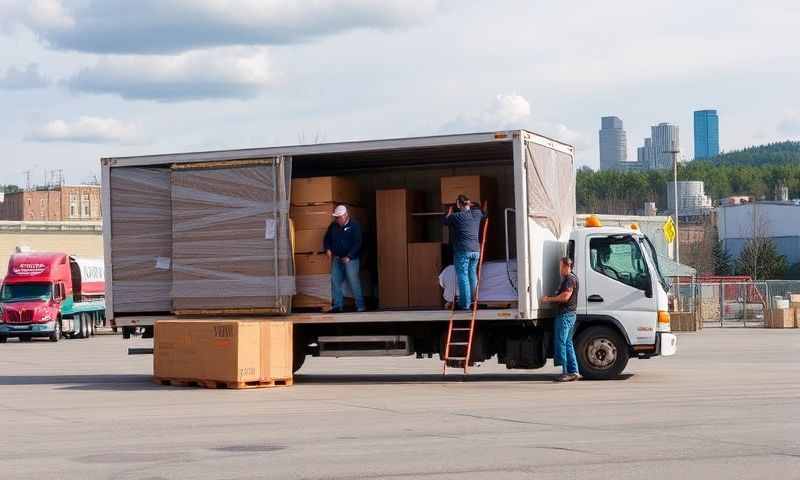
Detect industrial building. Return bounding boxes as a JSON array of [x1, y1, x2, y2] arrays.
[[667, 181, 714, 219], [0, 185, 101, 221], [717, 201, 800, 265]]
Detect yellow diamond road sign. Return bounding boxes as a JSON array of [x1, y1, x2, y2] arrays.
[[664, 216, 676, 244]]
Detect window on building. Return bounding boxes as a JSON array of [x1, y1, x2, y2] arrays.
[[81, 193, 90, 217], [69, 193, 79, 218], [589, 236, 650, 291]]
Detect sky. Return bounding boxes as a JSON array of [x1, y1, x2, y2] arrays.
[[1, 0, 799, 186]]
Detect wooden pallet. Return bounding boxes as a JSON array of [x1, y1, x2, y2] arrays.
[[153, 376, 293, 389]]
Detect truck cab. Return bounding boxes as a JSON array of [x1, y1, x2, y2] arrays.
[[0, 252, 105, 342], [566, 223, 677, 378]]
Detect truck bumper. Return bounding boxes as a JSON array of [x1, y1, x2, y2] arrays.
[[0, 322, 55, 337], [657, 332, 677, 357]]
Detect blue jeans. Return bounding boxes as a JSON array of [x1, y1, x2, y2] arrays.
[[331, 257, 365, 311], [554, 311, 579, 375], [454, 251, 480, 310]]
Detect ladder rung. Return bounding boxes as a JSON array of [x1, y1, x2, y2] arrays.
[[451, 328, 472, 331], [447, 356, 466, 360], [449, 342, 469, 346]]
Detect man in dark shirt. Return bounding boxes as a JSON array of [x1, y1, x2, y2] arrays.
[[543, 257, 580, 382], [323, 205, 365, 313], [442, 194, 486, 310]]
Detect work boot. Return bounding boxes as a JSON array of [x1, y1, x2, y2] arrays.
[[554, 373, 580, 382]]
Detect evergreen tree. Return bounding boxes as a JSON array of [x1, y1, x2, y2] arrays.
[[734, 238, 788, 280], [711, 241, 733, 276]]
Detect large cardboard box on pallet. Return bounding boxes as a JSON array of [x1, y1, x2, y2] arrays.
[[291, 176, 360, 205], [294, 228, 327, 253], [154, 320, 292, 385], [766, 308, 795, 328]]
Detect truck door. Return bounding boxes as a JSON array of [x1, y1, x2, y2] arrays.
[[514, 132, 575, 319], [583, 234, 656, 345]]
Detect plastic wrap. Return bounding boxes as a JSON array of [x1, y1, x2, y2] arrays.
[[170, 160, 295, 311], [295, 274, 361, 301], [110, 167, 173, 312], [525, 142, 575, 239]]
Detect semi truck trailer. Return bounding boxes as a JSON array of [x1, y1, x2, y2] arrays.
[[102, 130, 677, 379], [0, 252, 106, 342]]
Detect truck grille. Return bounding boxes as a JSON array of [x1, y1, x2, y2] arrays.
[[4, 310, 33, 324]]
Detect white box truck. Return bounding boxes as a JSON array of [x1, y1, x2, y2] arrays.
[[102, 130, 676, 379]]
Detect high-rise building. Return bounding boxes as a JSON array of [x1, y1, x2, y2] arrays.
[[693, 109, 719, 159], [599, 116, 627, 170], [651, 123, 680, 169]]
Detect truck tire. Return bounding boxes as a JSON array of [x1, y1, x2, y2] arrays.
[[19, 335, 32, 342], [0, 336, 7, 343], [575, 325, 629, 380], [293, 352, 306, 374], [122, 326, 132, 339], [89, 313, 96, 336], [77, 313, 88, 339], [49, 319, 62, 342]]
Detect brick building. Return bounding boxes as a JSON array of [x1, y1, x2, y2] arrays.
[[0, 186, 101, 221]]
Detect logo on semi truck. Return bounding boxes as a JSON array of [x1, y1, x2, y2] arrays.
[[12, 263, 47, 276]]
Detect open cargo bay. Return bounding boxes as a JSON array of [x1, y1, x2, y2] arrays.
[[102, 130, 576, 367]]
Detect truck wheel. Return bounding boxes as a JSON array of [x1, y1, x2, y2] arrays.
[[19, 336, 32, 342], [0, 336, 7, 343], [575, 326, 629, 380], [122, 326, 132, 339], [89, 313, 96, 336], [76, 313, 87, 339], [49, 320, 62, 342]]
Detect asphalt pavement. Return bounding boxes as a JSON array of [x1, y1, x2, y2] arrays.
[[0, 328, 798, 479]]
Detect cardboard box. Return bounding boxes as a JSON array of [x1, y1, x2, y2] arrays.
[[295, 253, 331, 275], [376, 189, 424, 308], [292, 176, 360, 205], [790, 294, 800, 303], [291, 203, 367, 231], [154, 320, 292, 384], [766, 308, 795, 328], [440, 175, 496, 205], [294, 228, 327, 254], [408, 242, 443, 308]]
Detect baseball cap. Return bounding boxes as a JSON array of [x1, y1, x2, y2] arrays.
[[332, 205, 348, 217]]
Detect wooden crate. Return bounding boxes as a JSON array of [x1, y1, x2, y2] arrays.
[[766, 308, 796, 328]]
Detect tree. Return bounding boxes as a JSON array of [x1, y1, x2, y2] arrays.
[[2, 185, 20, 193], [711, 241, 733, 276], [734, 238, 788, 280]]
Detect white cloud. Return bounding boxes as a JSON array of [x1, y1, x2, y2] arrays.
[[65, 47, 272, 102], [440, 94, 531, 133], [0, 63, 49, 89], [27, 116, 140, 143], [5, 0, 441, 54], [439, 94, 587, 149]]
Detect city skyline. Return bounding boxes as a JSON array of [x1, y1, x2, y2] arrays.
[[599, 116, 627, 170]]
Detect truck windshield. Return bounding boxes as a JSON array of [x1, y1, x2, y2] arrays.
[[641, 236, 670, 292], [0, 283, 52, 302]]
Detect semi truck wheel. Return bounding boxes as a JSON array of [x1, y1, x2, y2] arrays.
[[575, 325, 629, 380], [19, 336, 32, 342], [77, 313, 88, 339], [0, 336, 7, 343], [49, 320, 62, 342]]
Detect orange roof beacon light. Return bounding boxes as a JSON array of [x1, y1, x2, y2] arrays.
[[630, 223, 639, 231], [584, 215, 602, 228]]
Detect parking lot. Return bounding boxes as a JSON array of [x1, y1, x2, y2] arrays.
[[0, 328, 798, 479]]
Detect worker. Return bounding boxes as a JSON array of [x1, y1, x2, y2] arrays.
[[442, 194, 485, 310], [324, 205, 366, 313], [542, 257, 580, 382]]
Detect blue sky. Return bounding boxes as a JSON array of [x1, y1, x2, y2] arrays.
[[1, 0, 798, 185]]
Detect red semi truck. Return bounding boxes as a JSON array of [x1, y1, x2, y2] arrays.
[[0, 252, 106, 342]]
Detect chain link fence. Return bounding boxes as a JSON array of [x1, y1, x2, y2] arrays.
[[695, 279, 800, 328]]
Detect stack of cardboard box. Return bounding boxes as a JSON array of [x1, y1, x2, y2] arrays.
[[290, 177, 366, 309]]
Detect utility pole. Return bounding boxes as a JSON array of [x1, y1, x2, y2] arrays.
[[667, 140, 680, 263]]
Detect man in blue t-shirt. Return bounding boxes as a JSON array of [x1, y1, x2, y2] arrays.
[[442, 194, 485, 310], [324, 205, 365, 313]]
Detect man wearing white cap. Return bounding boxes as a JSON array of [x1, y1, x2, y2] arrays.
[[323, 205, 365, 312]]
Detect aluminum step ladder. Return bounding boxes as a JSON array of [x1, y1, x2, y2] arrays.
[[443, 204, 490, 375]]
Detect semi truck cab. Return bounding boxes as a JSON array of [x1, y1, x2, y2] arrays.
[[0, 252, 106, 342]]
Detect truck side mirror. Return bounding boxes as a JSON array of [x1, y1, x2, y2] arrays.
[[645, 282, 653, 298]]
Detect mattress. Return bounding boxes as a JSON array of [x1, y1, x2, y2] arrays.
[[438, 260, 517, 303]]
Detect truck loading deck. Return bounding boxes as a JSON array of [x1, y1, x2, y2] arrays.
[[103, 130, 677, 379]]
